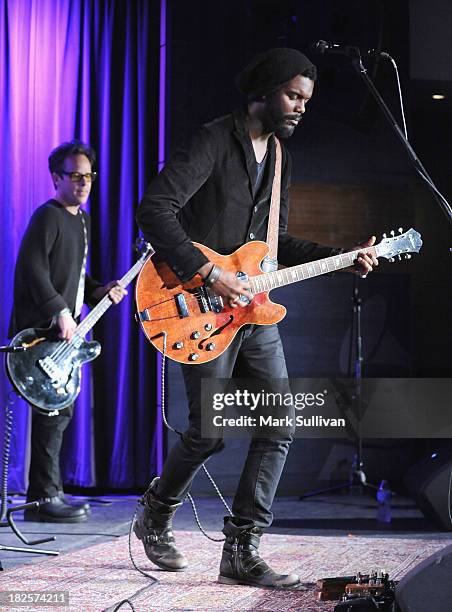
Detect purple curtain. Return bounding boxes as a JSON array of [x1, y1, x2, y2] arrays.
[[0, 0, 162, 491]]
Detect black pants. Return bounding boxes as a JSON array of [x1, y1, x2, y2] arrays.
[[27, 404, 74, 500], [154, 324, 294, 528]]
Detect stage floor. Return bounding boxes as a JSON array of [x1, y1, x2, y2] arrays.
[[1, 491, 450, 571]]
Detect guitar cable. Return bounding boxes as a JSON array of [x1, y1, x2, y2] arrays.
[[158, 331, 232, 543], [0, 392, 15, 524], [126, 332, 232, 588]]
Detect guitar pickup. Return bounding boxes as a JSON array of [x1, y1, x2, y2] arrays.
[[194, 285, 223, 313], [175, 293, 189, 318], [194, 286, 210, 313]]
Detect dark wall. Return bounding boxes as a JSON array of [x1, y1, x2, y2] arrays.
[[408, 0, 452, 376], [168, 0, 412, 185], [410, 0, 452, 81]]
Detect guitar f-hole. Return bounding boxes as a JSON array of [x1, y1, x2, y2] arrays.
[[198, 315, 234, 349]]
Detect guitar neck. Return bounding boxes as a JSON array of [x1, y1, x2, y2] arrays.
[[250, 246, 378, 293], [74, 254, 148, 339]]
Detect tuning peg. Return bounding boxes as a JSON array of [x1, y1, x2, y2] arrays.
[[396, 254, 402, 260], [388, 258, 394, 263], [390, 230, 395, 237], [404, 253, 411, 259], [382, 233, 387, 239], [398, 227, 403, 233]]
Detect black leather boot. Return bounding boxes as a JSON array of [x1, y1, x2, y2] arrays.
[[218, 519, 300, 588], [133, 479, 187, 572], [57, 490, 91, 513], [24, 496, 88, 523]]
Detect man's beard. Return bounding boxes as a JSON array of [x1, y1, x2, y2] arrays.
[[262, 107, 300, 139], [274, 121, 296, 139]]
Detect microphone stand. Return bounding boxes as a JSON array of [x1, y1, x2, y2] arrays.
[[0, 346, 58, 556], [299, 276, 378, 500], [350, 52, 452, 225], [347, 277, 378, 494]]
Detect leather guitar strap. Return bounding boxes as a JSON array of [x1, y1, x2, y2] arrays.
[[261, 136, 281, 272]]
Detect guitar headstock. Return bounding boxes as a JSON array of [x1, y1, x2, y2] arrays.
[[376, 227, 422, 262], [134, 237, 154, 260]]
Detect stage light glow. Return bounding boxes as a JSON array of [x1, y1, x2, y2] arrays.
[[432, 94, 445, 100]]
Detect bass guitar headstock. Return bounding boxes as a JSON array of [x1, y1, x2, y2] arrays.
[[134, 236, 154, 260]]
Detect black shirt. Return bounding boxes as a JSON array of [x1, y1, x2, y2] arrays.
[[254, 152, 268, 193], [137, 108, 338, 282], [9, 199, 101, 336]]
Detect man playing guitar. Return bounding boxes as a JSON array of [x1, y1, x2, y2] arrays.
[[135, 48, 377, 588], [9, 141, 126, 522]]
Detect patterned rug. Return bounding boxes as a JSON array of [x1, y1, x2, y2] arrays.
[[1, 530, 448, 611]]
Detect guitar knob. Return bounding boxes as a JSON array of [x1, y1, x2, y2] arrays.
[[206, 342, 216, 351], [398, 227, 403, 233], [204, 323, 213, 331], [173, 341, 184, 350], [388, 258, 394, 263], [188, 353, 199, 361], [390, 230, 395, 237], [191, 331, 200, 339], [404, 253, 411, 259], [382, 233, 387, 238]]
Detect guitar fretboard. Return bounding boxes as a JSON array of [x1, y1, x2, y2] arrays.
[[71, 250, 151, 342], [250, 246, 377, 293]]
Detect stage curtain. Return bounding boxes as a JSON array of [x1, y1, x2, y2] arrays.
[[0, 0, 162, 491]]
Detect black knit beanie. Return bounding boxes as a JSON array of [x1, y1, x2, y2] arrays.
[[236, 48, 316, 98]]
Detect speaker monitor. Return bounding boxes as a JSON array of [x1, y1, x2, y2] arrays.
[[404, 449, 452, 531], [396, 543, 452, 612]]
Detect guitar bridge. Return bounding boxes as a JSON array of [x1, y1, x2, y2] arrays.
[[136, 309, 151, 322]]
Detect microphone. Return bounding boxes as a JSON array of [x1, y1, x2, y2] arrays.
[[313, 40, 389, 59]]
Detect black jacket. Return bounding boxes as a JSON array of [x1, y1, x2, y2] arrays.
[[136, 108, 338, 282]]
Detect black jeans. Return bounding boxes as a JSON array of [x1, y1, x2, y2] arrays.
[[27, 404, 74, 500], [154, 324, 294, 528]]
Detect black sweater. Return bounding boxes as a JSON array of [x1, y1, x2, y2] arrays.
[[137, 108, 339, 282], [9, 199, 101, 336]]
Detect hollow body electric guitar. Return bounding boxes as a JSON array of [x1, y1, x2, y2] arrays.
[[135, 229, 422, 365], [6, 240, 153, 414]]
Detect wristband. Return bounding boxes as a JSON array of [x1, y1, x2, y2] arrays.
[[204, 264, 221, 286], [51, 307, 71, 326], [58, 308, 71, 316], [202, 264, 214, 282]]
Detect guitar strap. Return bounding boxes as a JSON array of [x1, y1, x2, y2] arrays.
[[74, 211, 88, 318], [261, 136, 281, 272]]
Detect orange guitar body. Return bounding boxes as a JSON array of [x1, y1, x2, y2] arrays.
[[135, 241, 286, 364]]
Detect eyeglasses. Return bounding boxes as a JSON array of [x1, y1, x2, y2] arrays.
[[60, 171, 97, 183]]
